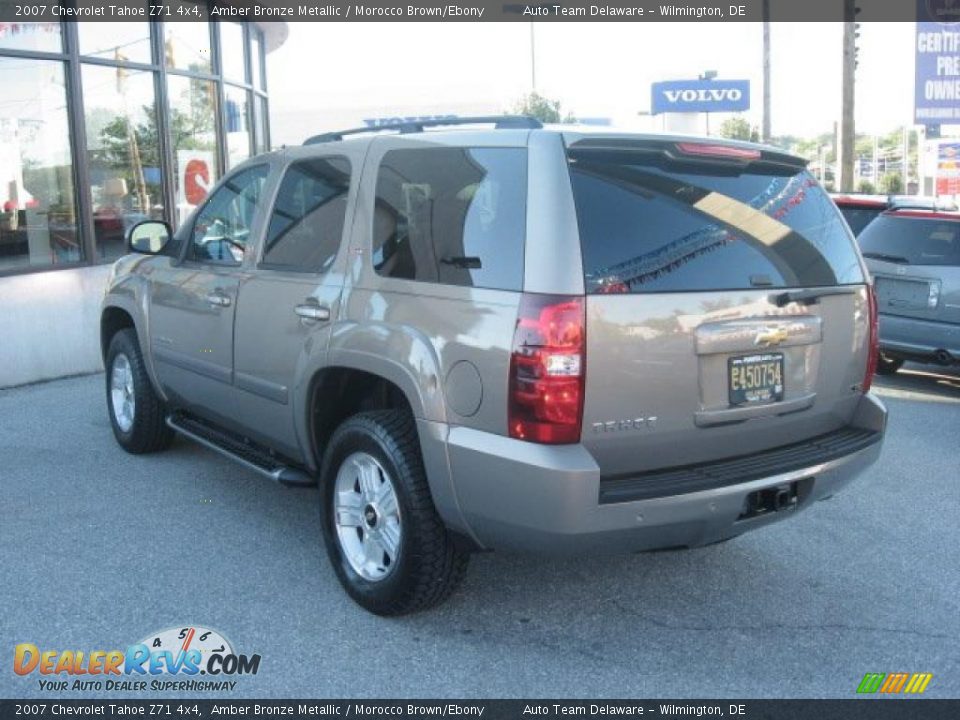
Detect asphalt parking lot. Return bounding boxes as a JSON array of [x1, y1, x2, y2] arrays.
[[1, 368, 958, 699]]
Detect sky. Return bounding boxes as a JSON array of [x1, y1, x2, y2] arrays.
[[266, 21, 916, 147]]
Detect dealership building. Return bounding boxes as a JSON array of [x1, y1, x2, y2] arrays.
[[0, 15, 286, 388]]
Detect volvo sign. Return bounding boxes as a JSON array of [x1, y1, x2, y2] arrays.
[[651, 79, 751, 115]]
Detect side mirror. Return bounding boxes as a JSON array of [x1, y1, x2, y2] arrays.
[[128, 220, 172, 255]]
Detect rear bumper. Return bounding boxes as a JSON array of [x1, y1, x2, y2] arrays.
[[879, 313, 960, 362], [447, 393, 886, 554]]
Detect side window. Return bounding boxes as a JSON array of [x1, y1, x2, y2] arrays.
[[372, 147, 527, 290], [189, 165, 269, 265], [261, 156, 351, 272]]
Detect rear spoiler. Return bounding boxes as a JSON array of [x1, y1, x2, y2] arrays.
[[566, 137, 808, 171]]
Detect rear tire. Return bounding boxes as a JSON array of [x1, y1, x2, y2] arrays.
[[320, 410, 468, 615], [876, 354, 904, 375], [105, 329, 174, 454]]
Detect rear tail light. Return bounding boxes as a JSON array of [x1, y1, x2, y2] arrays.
[[509, 294, 585, 444], [862, 284, 879, 393]]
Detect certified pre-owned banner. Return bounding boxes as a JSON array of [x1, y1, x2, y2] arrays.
[[0, 700, 958, 719]]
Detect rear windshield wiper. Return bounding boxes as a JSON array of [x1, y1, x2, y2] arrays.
[[772, 287, 858, 307], [862, 251, 911, 264]]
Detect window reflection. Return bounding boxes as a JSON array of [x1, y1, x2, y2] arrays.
[[253, 95, 269, 154], [0, 23, 61, 53], [0, 58, 79, 272], [78, 21, 151, 64], [220, 22, 246, 83], [163, 7, 211, 73], [82, 64, 163, 261], [167, 75, 219, 226], [224, 85, 251, 168], [250, 31, 264, 90]]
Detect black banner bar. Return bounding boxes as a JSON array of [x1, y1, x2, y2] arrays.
[[0, 0, 943, 23], [0, 700, 958, 720]]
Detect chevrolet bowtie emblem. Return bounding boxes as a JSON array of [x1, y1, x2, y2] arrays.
[[754, 327, 789, 347]]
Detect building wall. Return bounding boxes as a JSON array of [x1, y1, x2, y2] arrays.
[[0, 266, 111, 388]]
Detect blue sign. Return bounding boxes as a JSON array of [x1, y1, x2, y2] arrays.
[[915, 1, 960, 125], [651, 79, 750, 115]]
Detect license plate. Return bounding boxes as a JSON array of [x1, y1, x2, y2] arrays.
[[729, 353, 784, 406]]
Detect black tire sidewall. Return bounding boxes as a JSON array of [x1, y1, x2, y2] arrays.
[[320, 416, 426, 614], [105, 329, 163, 451]]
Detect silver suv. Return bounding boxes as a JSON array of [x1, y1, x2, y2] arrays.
[[101, 118, 887, 615], [858, 208, 960, 373]]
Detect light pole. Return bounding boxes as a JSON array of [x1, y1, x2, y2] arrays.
[[530, 22, 537, 92], [699, 70, 717, 136]]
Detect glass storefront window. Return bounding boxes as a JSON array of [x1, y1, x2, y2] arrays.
[[220, 22, 246, 83], [253, 95, 269, 154], [163, 8, 211, 73], [167, 75, 219, 226], [225, 85, 252, 169], [250, 30, 264, 91], [78, 21, 152, 65], [0, 58, 79, 272], [0, 22, 61, 53], [82, 64, 163, 261]]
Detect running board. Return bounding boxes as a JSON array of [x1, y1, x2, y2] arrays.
[[166, 414, 314, 487]]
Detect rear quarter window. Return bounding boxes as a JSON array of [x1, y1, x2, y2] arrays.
[[372, 147, 527, 291], [568, 149, 865, 294]]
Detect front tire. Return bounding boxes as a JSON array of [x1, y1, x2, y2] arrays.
[[320, 410, 468, 615], [876, 354, 904, 375], [105, 329, 174, 454]]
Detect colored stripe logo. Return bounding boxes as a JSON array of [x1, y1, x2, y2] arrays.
[[857, 672, 933, 694]]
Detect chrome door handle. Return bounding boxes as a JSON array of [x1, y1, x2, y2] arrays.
[[205, 292, 232, 307], [294, 303, 330, 321]]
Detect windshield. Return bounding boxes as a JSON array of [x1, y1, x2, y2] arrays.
[[568, 150, 866, 294], [858, 215, 960, 266]]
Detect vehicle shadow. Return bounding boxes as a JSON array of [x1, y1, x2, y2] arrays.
[[873, 362, 960, 400]]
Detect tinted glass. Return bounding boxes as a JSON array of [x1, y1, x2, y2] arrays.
[[373, 147, 526, 290], [859, 215, 960, 266], [838, 205, 884, 236], [569, 150, 865, 294], [82, 64, 163, 261], [263, 157, 351, 272], [190, 165, 269, 265], [0, 58, 79, 273]]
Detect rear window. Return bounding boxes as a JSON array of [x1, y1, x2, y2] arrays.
[[858, 215, 960, 266], [568, 150, 866, 294], [837, 204, 884, 236]]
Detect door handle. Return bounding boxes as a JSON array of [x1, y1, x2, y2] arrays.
[[205, 291, 232, 308], [294, 303, 330, 321]]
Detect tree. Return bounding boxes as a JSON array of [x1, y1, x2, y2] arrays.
[[511, 92, 575, 124], [718, 117, 759, 142], [879, 172, 903, 194], [857, 179, 876, 194]]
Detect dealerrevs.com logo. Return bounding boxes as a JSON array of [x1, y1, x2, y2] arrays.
[[13, 626, 261, 693]]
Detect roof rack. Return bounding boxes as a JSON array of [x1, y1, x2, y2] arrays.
[[303, 115, 543, 145]]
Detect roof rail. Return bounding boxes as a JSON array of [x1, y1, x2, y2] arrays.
[[303, 115, 543, 145]]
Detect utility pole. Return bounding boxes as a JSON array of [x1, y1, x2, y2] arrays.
[[762, 0, 771, 143], [530, 22, 537, 92], [838, 0, 858, 192]]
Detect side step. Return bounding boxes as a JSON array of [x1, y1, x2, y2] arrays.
[[166, 414, 314, 487]]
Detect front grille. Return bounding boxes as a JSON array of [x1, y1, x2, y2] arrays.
[[598, 427, 881, 504]]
